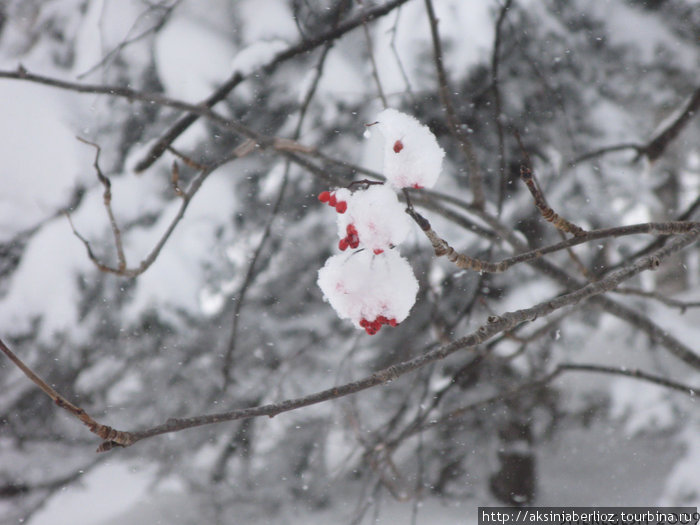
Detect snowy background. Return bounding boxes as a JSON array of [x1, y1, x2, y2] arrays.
[[0, 0, 699, 523]]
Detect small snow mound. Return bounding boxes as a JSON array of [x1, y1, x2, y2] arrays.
[[336, 184, 411, 254], [317, 250, 418, 333], [375, 108, 445, 189]]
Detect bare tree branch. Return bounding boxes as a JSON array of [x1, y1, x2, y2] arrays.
[[2, 226, 696, 452], [407, 204, 697, 273]]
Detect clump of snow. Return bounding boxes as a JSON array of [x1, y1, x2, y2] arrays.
[[317, 250, 418, 334], [375, 108, 445, 189], [316, 109, 443, 333], [336, 184, 411, 254]]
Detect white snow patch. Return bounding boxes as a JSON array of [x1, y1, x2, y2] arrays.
[[0, 82, 88, 240], [609, 378, 676, 435], [237, 0, 296, 43], [0, 219, 91, 339], [155, 15, 236, 100], [30, 462, 156, 525]]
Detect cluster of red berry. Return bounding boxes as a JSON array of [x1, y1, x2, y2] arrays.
[[338, 223, 360, 251], [359, 315, 398, 335], [318, 190, 347, 214]]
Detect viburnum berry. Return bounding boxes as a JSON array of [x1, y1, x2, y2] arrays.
[[338, 223, 359, 250], [358, 314, 399, 334], [393, 139, 404, 153], [319, 189, 351, 214]]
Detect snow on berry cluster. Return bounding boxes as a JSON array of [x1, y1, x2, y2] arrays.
[[375, 108, 445, 190], [316, 109, 444, 335], [317, 250, 417, 335]]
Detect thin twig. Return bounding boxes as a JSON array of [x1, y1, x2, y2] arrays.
[[359, 0, 388, 108], [613, 287, 700, 313], [414, 361, 700, 436], [423, 0, 486, 209], [569, 143, 644, 166], [77, 0, 181, 79], [492, 0, 514, 215], [76, 138, 127, 271]]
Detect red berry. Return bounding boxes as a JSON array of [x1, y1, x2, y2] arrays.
[[412, 183, 423, 189], [373, 248, 384, 255], [346, 224, 357, 235], [389, 318, 397, 327], [393, 140, 404, 153], [328, 194, 337, 206], [318, 191, 331, 202], [335, 201, 347, 214], [349, 237, 359, 249], [338, 238, 349, 251]]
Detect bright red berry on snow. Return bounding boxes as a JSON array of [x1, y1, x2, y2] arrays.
[[335, 201, 347, 213], [393, 140, 404, 153], [373, 248, 383, 255], [318, 191, 331, 202], [328, 193, 337, 206]]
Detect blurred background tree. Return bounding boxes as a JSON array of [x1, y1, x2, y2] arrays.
[[0, 1, 698, 523]]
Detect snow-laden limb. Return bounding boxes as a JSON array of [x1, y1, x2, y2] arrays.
[[317, 249, 418, 334], [375, 108, 445, 189], [336, 184, 411, 254]]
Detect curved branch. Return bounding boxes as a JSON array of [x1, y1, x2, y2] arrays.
[[4, 226, 695, 451]]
